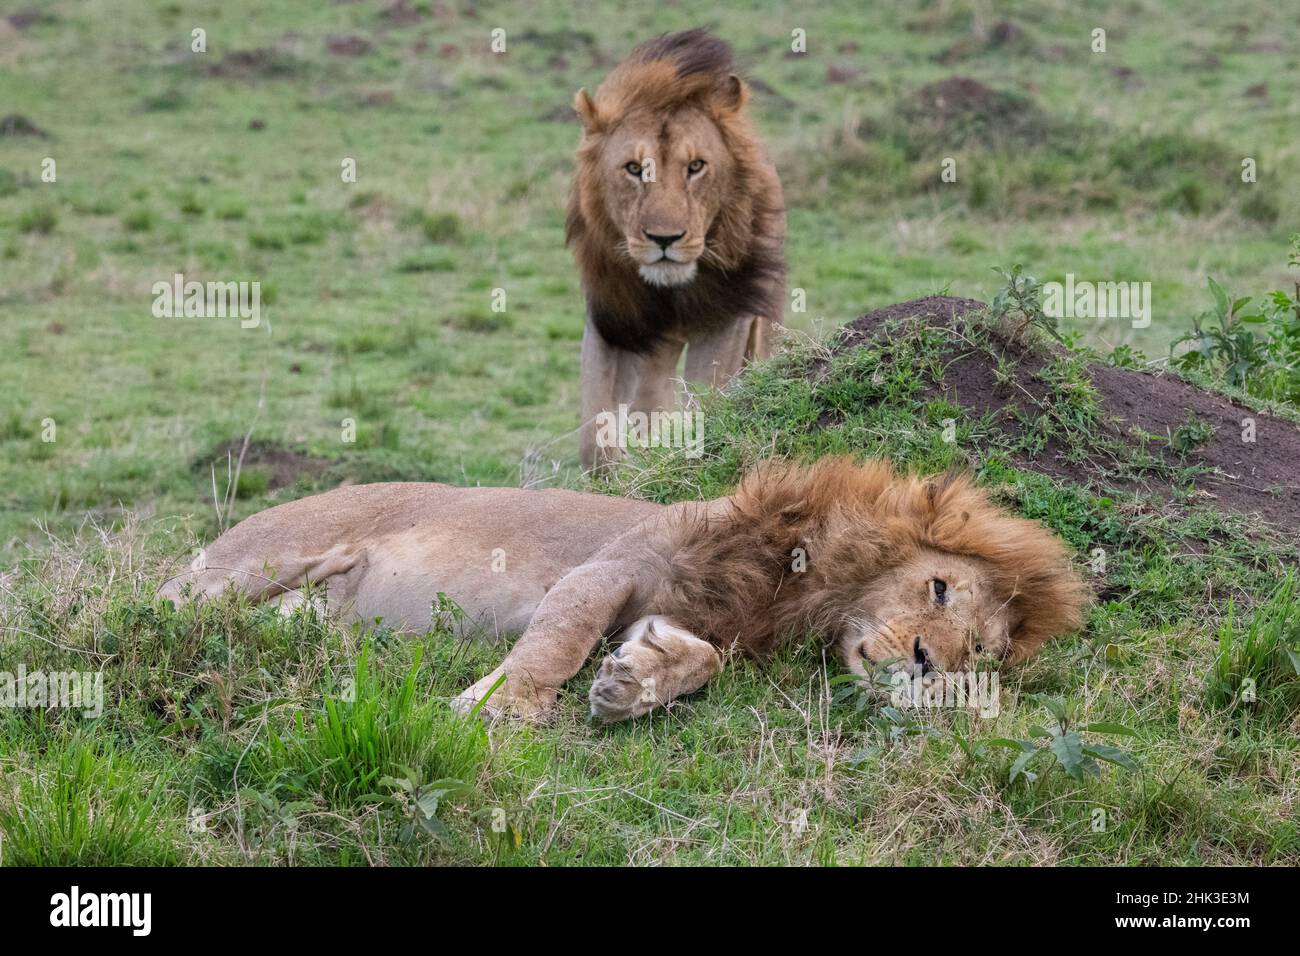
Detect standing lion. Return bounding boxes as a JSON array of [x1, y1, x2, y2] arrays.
[[566, 29, 786, 469]]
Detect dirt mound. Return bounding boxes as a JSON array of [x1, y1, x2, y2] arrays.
[[0, 114, 49, 138], [377, 0, 424, 26], [326, 34, 373, 57], [893, 77, 1053, 155], [838, 296, 1300, 533], [195, 439, 336, 492], [6, 8, 56, 30], [205, 48, 303, 80]]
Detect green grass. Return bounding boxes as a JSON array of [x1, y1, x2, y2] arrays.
[[1, 0, 1298, 865], [0, 732, 184, 866], [1206, 570, 1300, 726], [267, 640, 489, 806], [3, 307, 1298, 865]]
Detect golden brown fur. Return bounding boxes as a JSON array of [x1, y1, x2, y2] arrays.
[[651, 458, 1089, 665], [160, 458, 1087, 722]]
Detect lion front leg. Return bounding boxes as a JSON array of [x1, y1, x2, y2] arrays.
[[588, 616, 723, 721], [579, 316, 685, 471], [684, 313, 780, 390], [452, 557, 648, 722], [579, 316, 621, 471]]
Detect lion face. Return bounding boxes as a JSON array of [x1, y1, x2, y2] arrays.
[[647, 457, 1088, 676], [841, 550, 1013, 678], [594, 106, 732, 288]]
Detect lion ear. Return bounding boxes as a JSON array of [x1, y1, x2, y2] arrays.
[[573, 88, 603, 133], [1001, 607, 1061, 666], [714, 73, 749, 113], [1001, 623, 1037, 665]]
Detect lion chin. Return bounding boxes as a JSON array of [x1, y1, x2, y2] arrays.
[[638, 259, 698, 288]]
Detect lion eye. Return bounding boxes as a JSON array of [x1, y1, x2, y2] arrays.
[[931, 579, 948, 605], [624, 161, 642, 177], [687, 159, 706, 175]]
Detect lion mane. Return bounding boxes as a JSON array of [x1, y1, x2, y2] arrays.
[[650, 457, 1091, 662], [564, 28, 786, 353]]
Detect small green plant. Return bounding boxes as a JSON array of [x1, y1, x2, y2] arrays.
[[142, 88, 187, 112], [1172, 237, 1300, 404], [1039, 352, 1102, 436], [122, 206, 155, 232], [376, 767, 470, 843], [177, 190, 205, 216], [448, 309, 512, 333], [421, 212, 463, 243], [215, 199, 247, 220], [1169, 412, 1215, 456], [396, 249, 456, 273], [1171, 276, 1266, 386], [234, 467, 271, 498], [987, 695, 1139, 786], [268, 641, 488, 808], [1105, 343, 1147, 368], [0, 734, 180, 865], [235, 788, 319, 850], [829, 663, 897, 715], [991, 264, 1063, 342], [842, 703, 948, 766], [249, 229, 287, 250], [431, 590, 468, 632], [18, 205, 57, 234]]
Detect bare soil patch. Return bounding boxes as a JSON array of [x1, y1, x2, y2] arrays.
[[195, 439, 337, 492], [205, 49, 303, 80], [839, 296, 1300, 532], [0, 114, 49, 138]]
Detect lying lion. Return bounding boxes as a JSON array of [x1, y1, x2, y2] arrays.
[[158, 458, 1088, 721]]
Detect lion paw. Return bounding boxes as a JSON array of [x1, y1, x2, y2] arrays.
[[588, 616, 722, 722], [452, 666, 555, 723]]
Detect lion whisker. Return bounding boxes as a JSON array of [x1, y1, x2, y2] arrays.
[[698, 246, 728, 270]]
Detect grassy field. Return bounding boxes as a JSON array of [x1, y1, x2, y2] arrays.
[[1, 0, 1298, 865]]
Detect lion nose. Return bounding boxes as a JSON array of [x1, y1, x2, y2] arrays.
[[643, 230, 684, 250], [913, 637, 934, 675]]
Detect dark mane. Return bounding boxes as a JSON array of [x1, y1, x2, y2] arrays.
[[565, 29, 786, 353], [582, 241, 786, 352], [629, 28, 735, 79]]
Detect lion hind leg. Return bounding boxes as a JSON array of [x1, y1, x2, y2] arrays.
[[157, 541, 360, 608], [267, 581, 334, 618], [588, 615, 723, 721]]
